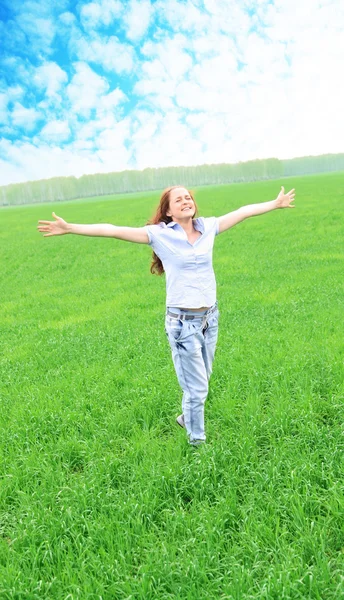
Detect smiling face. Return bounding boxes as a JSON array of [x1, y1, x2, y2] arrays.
[[166, 187, 196, 221]]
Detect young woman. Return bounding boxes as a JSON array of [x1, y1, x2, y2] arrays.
[[37, 184, 295, 446]]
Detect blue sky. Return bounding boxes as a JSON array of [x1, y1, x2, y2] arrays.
[[0, 0, 343, 186]]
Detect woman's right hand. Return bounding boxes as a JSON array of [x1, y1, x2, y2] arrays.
[[37, 212, 69, 237]]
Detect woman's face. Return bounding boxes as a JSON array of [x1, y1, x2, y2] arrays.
[[167, 187, 195, 220]]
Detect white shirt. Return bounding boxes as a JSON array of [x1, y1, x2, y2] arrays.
[[144, 217, 219, 308]]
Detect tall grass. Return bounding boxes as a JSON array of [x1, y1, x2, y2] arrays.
[[0, 173, 343, 598]]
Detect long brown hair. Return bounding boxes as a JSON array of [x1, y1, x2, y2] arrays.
[[146, 185, 199, 275]]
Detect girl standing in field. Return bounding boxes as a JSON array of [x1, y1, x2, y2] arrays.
[[38, 185, 295, 446]]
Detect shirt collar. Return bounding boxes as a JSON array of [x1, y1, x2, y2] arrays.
[[166, 218, 203, 232]]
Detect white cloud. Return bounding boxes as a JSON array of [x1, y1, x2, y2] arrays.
[[96, 116, 131, 151], [131, 0, 344, 169], [0, 159, 24, 185], [33, 62, 68, 97], [141, 34, 193, 79], [1, 0, 344, 187], [130, 109, 161, 143], [76, 34, 135, 74], [15, 14, 56, 55], [191, 32, 237, 64], [0, 93, 9, 125], [7, 86, 25, 100], [0, 93, 8, 111], [155, 0, 208, 32], [204, 0, 251, 38], [76, 121, 101, 141], [134, 34, 193, 106], [1, 57, 34, 88], [80, 2, 103, 26], [80, 0, 123, 29], [74, 113, 118, 142], [59, 11, 76, 25], [123, 0, 153, 41], [134, 77, 175, 105], [0, 132, 132, 186], [66, 62, 109, 118], [73, 89, 128, 140], [39, 120, 71, 142], [72, 139, 95, 151], [10, 102, 41, 131], [97, 88, 128, 116], [130, 109, 205, 170]]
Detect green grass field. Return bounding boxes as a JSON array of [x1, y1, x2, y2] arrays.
[[0, 173, 343, 599]]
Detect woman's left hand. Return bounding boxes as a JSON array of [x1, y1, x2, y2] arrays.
[[276, 186, 296, 208]]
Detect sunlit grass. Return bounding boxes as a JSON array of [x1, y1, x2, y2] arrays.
[[0, 173, 343, 598]]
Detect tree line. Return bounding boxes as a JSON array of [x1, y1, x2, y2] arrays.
[[1, 153, 344, 206]]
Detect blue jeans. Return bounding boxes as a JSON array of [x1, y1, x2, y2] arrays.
[[164, 302, 219, 445]]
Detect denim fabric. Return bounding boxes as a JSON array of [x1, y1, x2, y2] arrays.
[[165, 303, 219, 445]]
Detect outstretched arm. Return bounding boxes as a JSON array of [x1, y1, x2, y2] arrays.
[[37, 212, 149, 244], [217, 186, 296, 234]]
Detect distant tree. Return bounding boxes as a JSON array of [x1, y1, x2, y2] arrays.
[[1, 153, 344, 206]]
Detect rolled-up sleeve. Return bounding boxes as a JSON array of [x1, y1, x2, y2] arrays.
[[204, 216, 220, 237], [144, 225, 153, 246]]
